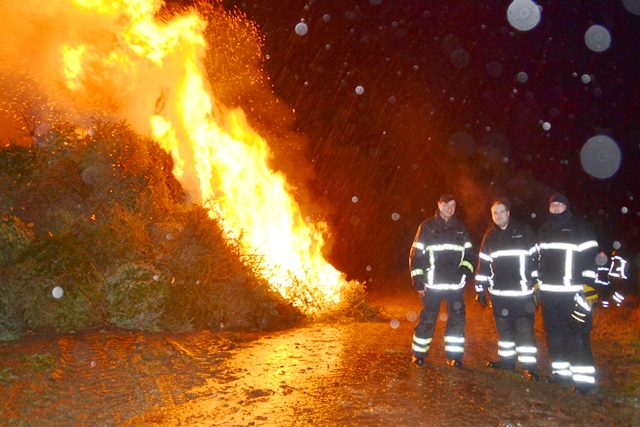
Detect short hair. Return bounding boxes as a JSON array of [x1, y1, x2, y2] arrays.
[[439, 193, 456, 203], [491, 197, 511, 212]]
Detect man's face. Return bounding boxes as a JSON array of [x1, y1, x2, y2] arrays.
[[549, 202, 567, 214], [491, 203, 510, 229], [438, 200, 456, 220]]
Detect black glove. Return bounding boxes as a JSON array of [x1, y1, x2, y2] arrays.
[[475, 291, 488, 308], [570, 293, 592, 331]]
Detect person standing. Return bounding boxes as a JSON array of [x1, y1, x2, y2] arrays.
[[597, 251, 628, 308], [475, 198, 540, 381], [409, 193, 476, 367], [535, 192, 600, 394]]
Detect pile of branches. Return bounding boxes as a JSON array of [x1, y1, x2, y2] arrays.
[[0, 121, 302, 340]]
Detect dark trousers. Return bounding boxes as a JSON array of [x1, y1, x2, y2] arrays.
[[491, 294, 537, 370], [540, 291, 595, 380], [414, 288, 466, 360]]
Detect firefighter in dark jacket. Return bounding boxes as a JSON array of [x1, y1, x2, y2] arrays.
[[534, 193, 600, 394], [409, 193, 476, 367], [475, 198, 540, 381]]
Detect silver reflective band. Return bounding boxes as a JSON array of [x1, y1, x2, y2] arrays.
[[491, 249, 529, 257], [574, 293, 592, 312], [613, 292, 625, 305], [426, 243, 467, 252], [572, 311, 587, 323], [518, 356, 537, 364], [552, 361, 571, 370], [573, 374, 596, 384], [413, 336, 431, 345], [538, 283, 582, 292], [539, 240, 598, 252], [426, 282, 465, 290], [516, 346, 537, 354], [412, 335, 431, 353], [479, 252, 493, 262], [488, 289, 534, 297], [571, 365, 595, 374]]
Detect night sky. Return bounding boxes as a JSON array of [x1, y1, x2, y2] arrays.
[[213, 0, 640, 288]]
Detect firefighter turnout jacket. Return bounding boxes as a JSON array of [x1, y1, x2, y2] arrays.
[[475, 218, 538, 297], [534, 215, 599, 293], [410, 212, 475, 291]]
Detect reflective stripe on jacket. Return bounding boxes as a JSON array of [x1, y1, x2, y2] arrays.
[[475, 218, 538, 297], [536, 214, 599, 293], [410, 212, 475, 291]]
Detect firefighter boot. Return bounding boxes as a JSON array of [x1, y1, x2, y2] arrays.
[[572, 384, 595, 395], [544, 373, 573, 385], [447, 359, 463, 368]]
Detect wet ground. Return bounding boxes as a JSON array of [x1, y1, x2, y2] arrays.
[[1, 287, 638, 426]]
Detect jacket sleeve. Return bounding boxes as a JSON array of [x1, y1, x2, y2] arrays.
[[524, 224, 539, 284], [459, 225, 476, 277], [475, 232, 491, 292], [409, 224, 429, 291], [576, 220, 599, 288]]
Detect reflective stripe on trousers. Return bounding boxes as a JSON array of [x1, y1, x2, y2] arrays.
[[412, 335, 432, 355]]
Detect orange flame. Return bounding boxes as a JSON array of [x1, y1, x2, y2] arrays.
[[0, 0, 350, 312]]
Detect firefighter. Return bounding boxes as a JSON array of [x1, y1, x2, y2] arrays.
[[600, 251, 628, 307], [409, 193, 476, 367], [534, 193, 600, 394], [475, 198, 539, 381], [596, 252, 612, 307]]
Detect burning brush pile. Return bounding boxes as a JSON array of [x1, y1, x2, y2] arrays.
[[0, 122, 305, 340], [0, 0, 379, 341]]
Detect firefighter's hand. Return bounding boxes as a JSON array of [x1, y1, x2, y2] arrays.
[[417, 289, 426, 300], [570, 293, 591, 330], [475, 291, 488, 308]]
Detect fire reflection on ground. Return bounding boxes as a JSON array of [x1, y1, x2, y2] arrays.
[[167, 327, 344, 426], [0, 289, 637, 426]]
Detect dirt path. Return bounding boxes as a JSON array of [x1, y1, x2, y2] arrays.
[[1, 288, 638, 426]]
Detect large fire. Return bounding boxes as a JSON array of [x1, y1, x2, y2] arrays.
[[0, 0, 350, 312]]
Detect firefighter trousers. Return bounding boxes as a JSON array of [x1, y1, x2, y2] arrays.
[[413, 288, 466, 361], [540, 291, 596, 386], [491, 294, 538, 371]]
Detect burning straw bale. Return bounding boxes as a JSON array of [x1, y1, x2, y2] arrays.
[[0, 121, 303, 340]]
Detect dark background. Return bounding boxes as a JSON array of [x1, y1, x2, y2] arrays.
[[208, 0, 639, 290]]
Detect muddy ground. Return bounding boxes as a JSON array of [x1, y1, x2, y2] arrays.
[[1, 286, 638, 426]]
